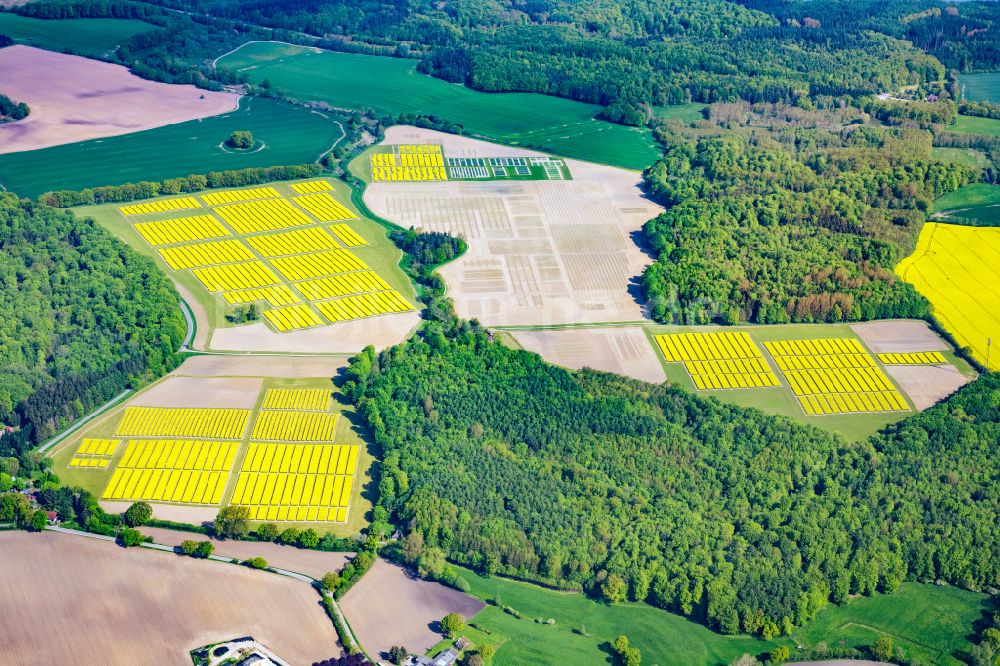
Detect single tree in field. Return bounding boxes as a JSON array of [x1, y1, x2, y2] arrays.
[[245, 556, 268, 569], [256, 522, 280, 542], [440, 612, 465, 639], [873, 636, 894, 662], [388, 646, 409, 664], [214, 505, 250, 539], [119, 527, 144, 547], [123, 501, 152, 527], [227, 130, 254, 149], [194, 541, 214, 559], [321, 571, 342, 592], [180, 540, 198, 556]]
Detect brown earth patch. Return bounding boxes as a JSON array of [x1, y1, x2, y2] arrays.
[[510, 326, 666, 384], [173, 354, 348, 378], [207, 312, 421, 354], [851, 320, 948, 353], [130, 376, 263, 409], [885, 364, 972, 410]]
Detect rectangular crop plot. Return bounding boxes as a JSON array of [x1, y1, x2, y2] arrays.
[[764, 339, 909, 415], [291, 180, 334, 194], [192, 261, 280, 292], [263, 304, 324, 332], [293, 271, 391, 301], [292, 193, 356, 221], [76, 438, 120, 457], [157, 239, 255, 270], [250, 411, 340, 442], [877, 352, 948, 365], [223, 285, 300, 307], [247, 227, 341, 257], [201, 187, 280, 206], [214, 198, 313, 234], [269, 249, 368, 281], [314, 290, 414, 322], [118, 197, 200, 216], [114, 407, 251, 439], [328, 223, 366, 247], [70, 457, 110, 469], [230, 442, 359, 522], [133, 214, 230, 246], [102, 439, 239, 504], [653, 332, 780, 390], [261, 389, 332, 412]]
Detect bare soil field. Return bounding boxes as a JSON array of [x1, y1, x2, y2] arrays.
[[101, 500, 220, 525], [340, 559, 485, 660], [175, 354, 348, 378], [0, 46, 239, 154], [885, 364, 971, 410], [0, 530, 340, 665], [131, 376, 262, 409], [850, 320, 948, 353], [143, 527, 352, 580], [208, 311, 421, 354], [510, 326, 666, 384], [365, 127, 663, 327]]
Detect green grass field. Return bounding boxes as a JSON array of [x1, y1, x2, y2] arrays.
[[931, 147, 991, 170], [951, 114, 1000, 137], [0, 97, 342, 198], [960, 72, 1000, 103], [216, 42, 669, 170], [0, 13, 155, 57], [935, 183, 1000, 226]]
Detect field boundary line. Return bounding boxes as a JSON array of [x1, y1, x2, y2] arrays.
[[37, 389, 133, 455], [840, 622, 944, 661], [212, 40, 321, 69]]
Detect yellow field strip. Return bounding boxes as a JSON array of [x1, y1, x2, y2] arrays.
[[654, 332, 780, 390], [157, 239, 255, 270], [263, 304, 324, 332], [201, 187, 279, 206], [119, 197, 200, 216], [192, 261, 280, 292], [133, 214, 230, 246], [877, 352, 948, 365], [261, 389, 332, 412], [214, 198, 313, 234], [101, 439, 240, 504], [315, 290, 414, 322], [292, 193, 356, 221], [290, 180, 333, 194], [294, 271, 391, 300], [269, 249, 368, 281], [76, 438, 120, 457], [241, 442, 357, 474], [247, 227, 341, 257], [70, 457, 110, 469], [222, 285, 301, 307], [250, 410, 340, 441], [328, 223, 366, 247], [114, 407, 251, 439]]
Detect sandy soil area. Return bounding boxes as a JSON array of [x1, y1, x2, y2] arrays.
[[340, 559, 485, 660], [131, 376, 262, 409], [365, 127, 663, 327], [0, 530, 340, 665], [208, 311, 421, 354], [0, 46, 239, 154], [510, 326, 666, 384], [885, 364, 971, 410], [143, 527, 352, 580], [101, 500, 221, 525], [851, 320, 948, 353], [174, 354, 348, 378]]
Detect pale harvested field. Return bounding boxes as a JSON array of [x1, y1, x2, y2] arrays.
[[143, 527, 352, 580], [101, 500, 219, 525], [885, 364, 971, 410], [0, 46, 239, 154], [131, 376, 263, 409], [176, 354, 348, 378], [208, 311, 421, 354], [365, 127, 663, 327], [510, 326, 666, 383], [851, 320, 948, 353], [340, 559, 485, 660], [0, 530, 340, 665]]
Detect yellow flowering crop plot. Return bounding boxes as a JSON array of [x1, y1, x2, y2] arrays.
[[157, 239, 255, 270], [328, 223, 366, 247], [292, 193, 356, 221], [371, 153, 396, 168], [201, 187, 279, 206], [895, 223, 1000, 370], [102, 440, 239, 504], [213, 198, 313, 234], [76, 438, 120, 457], [263, 304, 323, 332], [269, 249, 368, 281], [230, 443, 359, 522], [192, 261, 280, 292], [314, 290, 414, 322], [877, 352, 947, 365], [290, 180, 334, 194], [261, 389, 332, 412], [294, 271, 391, 300], [118, 196, 200, 216], [222, 285, 300, 307], [764, 339, 909, 415], [70, 457, 110, 469], [250, 410, 340, 442], [372, 166, 448, 181], [247, 227, 341, 257], [114, 407, 251, 439], [653, 332, 780, 390], [133, 214, 230, 246]]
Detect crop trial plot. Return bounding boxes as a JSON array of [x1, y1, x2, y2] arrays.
[[654, 332, 780, 390], [70, 457, 110, 469], [133, 214, 231, 246], [269, 249, 368, 281], [201, 187, 280, 206], [371, 144, 448, 182], [118, 196, 201, 217], [247, 227, 342, 257], [877, 352, 948, 365], [114, 406, 251, 439], [292, 193, 356, 221], [157, 239, 255, 270], [213, 198, 313, 234], [764, 339, 909, 415], [328, 223, 366, 247], [293, 271, 391, 300], [192, 261, 281, 292], [102, 439, 238, 504], [262, 304, 324, 332], [222, 285, 301, 307], [315, 290, 414, 322], [261, 389, 332, 412], [76, 438, 120, 457], [250, 410, 340, 442], [290, 180, 334, 194]]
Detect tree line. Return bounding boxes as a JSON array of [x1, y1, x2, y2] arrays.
[[0, 92, 29, 122]]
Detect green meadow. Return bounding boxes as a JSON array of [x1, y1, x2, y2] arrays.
[[951, 114, 1000, 137], [0, 13, 154, 57], [0, 97, 341, 198], [217, 42, 671, 170], [959, 71, 1000, 103], [935, 183, 1000, 226]]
